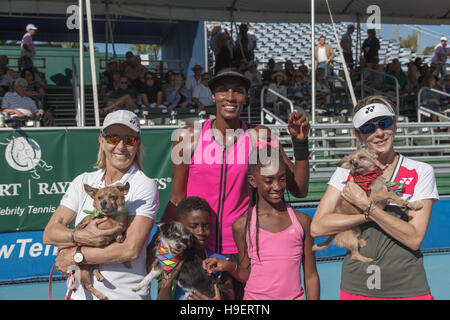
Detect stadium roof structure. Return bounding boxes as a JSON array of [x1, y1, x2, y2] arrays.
[[3, 0, 450, 25]]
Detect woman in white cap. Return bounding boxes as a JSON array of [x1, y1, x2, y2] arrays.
[[44, 110, 159, 300], [311, 95, 439, 300], [21, 24, 38, 59]]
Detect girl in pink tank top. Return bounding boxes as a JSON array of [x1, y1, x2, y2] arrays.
[[202, 147, 320, 300]]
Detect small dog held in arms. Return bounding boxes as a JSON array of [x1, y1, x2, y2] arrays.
[[74, 182, 131, 300], [312, 149, 423, 262], [132, 221, 227, 299]]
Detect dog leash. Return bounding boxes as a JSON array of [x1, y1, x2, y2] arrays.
[[48, 249, 78, 300]]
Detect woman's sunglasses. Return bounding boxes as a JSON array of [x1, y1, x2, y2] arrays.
[[358, 117, 394, 134], [102, 134, 140, 146]]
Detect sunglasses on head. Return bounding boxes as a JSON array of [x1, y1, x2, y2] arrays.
[[102, 134, 140, 146], [358, 117, 394, 134]]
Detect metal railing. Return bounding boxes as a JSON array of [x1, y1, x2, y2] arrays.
[[361, 68, 400, 114], [71, 58, 82, 127], [6, 56, 47, 72], [417, 86, 450, 122], [259, 86, 294, 125]]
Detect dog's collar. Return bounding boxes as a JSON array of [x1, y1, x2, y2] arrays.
[[157, 242, 182, 274], [351, 165, 383, 191], [82, 208, 126, 218]]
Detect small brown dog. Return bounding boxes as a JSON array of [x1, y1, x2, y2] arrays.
[[74, 182, 130, 300], [312, 149, 423, 262]]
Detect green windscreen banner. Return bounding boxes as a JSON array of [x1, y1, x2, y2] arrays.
[[0, 128, 175, 233]]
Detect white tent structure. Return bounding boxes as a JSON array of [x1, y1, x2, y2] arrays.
[[5, 1, 450, 24], [4, 0, 449, 125]]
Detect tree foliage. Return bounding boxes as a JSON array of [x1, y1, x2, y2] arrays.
[[399, 32, 418, 53]]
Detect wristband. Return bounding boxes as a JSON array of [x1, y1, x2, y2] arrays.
[[292, 138, 309, 160]]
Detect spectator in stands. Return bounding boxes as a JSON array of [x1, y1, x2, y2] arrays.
[[0, 65, 14, 96], [21, 24, 38, 60], [102, 75, 139, 116], [266, 71, 287, 104], [382, 61, 407, 93], [361, 29, 380, 63], [244, 61, 263, 88], [420, 76, 444, 126], [192, 72, 214, 108], [287, 71, 309, 103], [18, 56, 44, 86], [214, 36, 233, 75], [140, 71, 165, 109], [352, 57, 369, 84], [414, 57, 423, 69], [315, 68, 331, 104], [245, 22, 258, 61], [165, 73, 192, 110], [431, 36, 450, 79], [340, 24, 355, 69], [186, 63, 203, 96], [234, 23, 254, 62], [442, 74, 450, 107], [284, 60, 296, 85], [210, 23, 232, 59], [162, 69, 175, 91], [364, 57, 385, 90], [1, 77, 44, 119], [120, 51, 134, 73], [22, 68, 46, 108], [298, 64, 310, 80], [244, 61, 262, 106], [0, 55, 17, 78], [238, 58, 248, 74], [106, 70, 121, 96], [102, 60, 119, 87], [262, 58, 276, 85], [315, 35, 335, 78], [406, 62, 419, 92], [124, 56, 141, 83], [132, 64, 148, 92]]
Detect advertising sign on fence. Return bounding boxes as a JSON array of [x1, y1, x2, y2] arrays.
[[0, 128, 174, 233]]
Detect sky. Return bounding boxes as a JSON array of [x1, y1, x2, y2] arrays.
[[94, 23, 450, 56]]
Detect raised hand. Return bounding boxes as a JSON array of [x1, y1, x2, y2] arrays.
[[288, 112, 310, 141]]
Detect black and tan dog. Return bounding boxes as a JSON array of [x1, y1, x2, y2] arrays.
[[132, 221, 227, 299], [74, 182, 130, 300]]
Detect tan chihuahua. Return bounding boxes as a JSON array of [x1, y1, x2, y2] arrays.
[[312, 149, 423, 262], [74, 182, 130, 300]]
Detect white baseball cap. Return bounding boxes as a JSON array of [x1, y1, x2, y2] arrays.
[[441, 36, 448, 42], [352, 103, 395, 129], [102, 110, 140, 133], [26, 24, 38, 31]]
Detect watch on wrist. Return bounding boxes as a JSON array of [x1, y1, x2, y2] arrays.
[[73, 246, 84, 264]]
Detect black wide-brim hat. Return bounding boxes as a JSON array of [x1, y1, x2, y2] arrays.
[[208, 68, 251, 92]]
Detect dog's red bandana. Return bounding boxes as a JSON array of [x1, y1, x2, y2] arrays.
[[157, 242, 181, 274], [350, 166, 383, 191]]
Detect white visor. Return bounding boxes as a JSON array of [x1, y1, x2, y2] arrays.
[[352, 103, 395, 129]]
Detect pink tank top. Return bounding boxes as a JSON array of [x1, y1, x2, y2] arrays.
[[244, 205, 305, 300], [186, 120, 252, 254]]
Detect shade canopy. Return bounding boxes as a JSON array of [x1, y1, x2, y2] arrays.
[[3, 0, 450, 25]]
